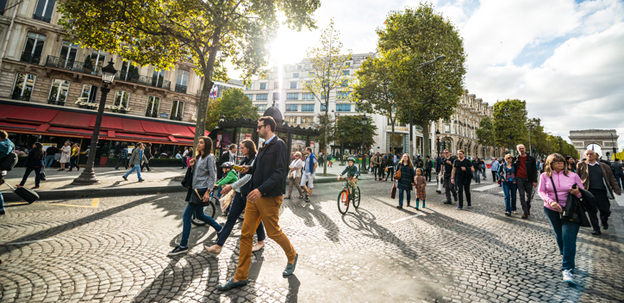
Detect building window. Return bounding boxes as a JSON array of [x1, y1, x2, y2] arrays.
[[153, 69, 165, 88], [146, 96, 160, 117], [301, 104, 314, 112], [1, 1, 7, 15], [33, 0, 55, 23], [260, 83, 267, 90], [289, 82, 297, 89], [345, 61, 352, 67], [293, 73, 300, 78], [48, 79, 70, 105], [336, 104, 351, 112], [120, 60, 137, 81], [302, 93, 314, 100], [171, 100, 184, 120], [337, 91, 350, 100], [285, 116, 298, 124], [58, 41, 78, 69], [273, 92, 279, 101], [80, 85, 99, 103], [287, 93, 299, 100], [301, 116, 313, 124], [21, 33, 46, 64], [343, 70, 350, 76], [274, 82, 279, 89], [340, 80, 349, 87], [321, 103, 327, 111], [256, 104, 267, 112], [245, 94, 253, 101], [285, 104, 298, 112], [113, 90, 130, 109], [175, 70, 189, 93], [256, 94, 268, 101], [11, 73, 36, 101], [245, 84, 251, 90]]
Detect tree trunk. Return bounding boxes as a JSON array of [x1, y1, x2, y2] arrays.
[[420, 121, 430, 157], [390, 118, 395, 155], [194, 48, 218, 148], [323, 98, 329, 175]]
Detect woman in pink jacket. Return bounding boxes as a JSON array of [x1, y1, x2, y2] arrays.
[[538, 153, 583, 284]]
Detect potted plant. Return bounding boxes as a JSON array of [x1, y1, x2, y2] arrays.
[[100, 153, 108, 167], [83, 56, 94, 73]]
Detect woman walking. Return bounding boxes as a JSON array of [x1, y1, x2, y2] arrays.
[[67, 143, 80, 171], [285, 151, 304, 199], [169, 136, 222, 256], [59, 141, 71, 171], [396, 153, 415, 209], [17, 142, 44, 189], [499, 154, 517, 216], [205, 139, 266, 254], [538, 153, 584, 283]]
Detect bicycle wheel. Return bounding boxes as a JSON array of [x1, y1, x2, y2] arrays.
[[337, 189, 350, 215], [353, 186, 361, 209], [191, 201, 217, 226]]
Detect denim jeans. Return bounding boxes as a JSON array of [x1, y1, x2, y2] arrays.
[[398, 187, 411, 206], [615, 174, 624, 191], [20, 166, 41, 187], [180, 201, 221, 247], [115, 158, 127, 169], [544, 206, 579, 271], [45, 155, 55, 168], [473, 171, 481, 183], [502, 182, 517, 213], [123, 164, 141, 180], [0, 190, 4, 211], [216, 192, 265, 247]]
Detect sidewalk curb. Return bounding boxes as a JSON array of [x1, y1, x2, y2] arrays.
[[3, 186, 186, 202]]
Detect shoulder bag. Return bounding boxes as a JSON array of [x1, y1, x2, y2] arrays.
[[181, 167, 193, 189], [391, 181, 397, 199], [190, 188, 213, 207], [394, 167, 401, 180]]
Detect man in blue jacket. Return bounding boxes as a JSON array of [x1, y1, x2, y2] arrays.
[[0, 130, 15, 215], [300, 146, 317, 202], [217, 116, 297, 291]]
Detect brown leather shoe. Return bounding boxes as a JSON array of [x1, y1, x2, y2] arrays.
[[204, 244, 222, 254], [522, 214, 528, 219]]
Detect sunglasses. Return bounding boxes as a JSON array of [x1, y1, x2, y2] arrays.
[[256, 124, 265, 130]]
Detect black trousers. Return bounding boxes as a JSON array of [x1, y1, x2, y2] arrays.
[[516, 177, 533, 215], [141, 161, 151, 171], [457, 179, 471, 208], [491, 171, 498, 182], [115, 158, 128, 169], [386, 167, 394, 181], [587, 189, 611, 231], [425, 169, 432, 182], [20, 166, 41, 187], [372, 166, 381, 179]]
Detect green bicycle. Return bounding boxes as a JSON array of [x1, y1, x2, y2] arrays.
[[337, 177, 360, 215]]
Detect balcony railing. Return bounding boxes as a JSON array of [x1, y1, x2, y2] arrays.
[[175, 84, 187, 93], [145, 111, 158, 118], [32, 14, 51, 23], [45, 56, 102, 75], [115, 74, 171, 90], [21, 52, 41, 64], [48, 99, 65, 106], [170, 116, 182, 121]]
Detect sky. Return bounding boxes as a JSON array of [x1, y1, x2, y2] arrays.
[[233, 0, 624, 151]]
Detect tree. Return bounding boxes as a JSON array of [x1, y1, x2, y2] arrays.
[[312, 113, 335, 153], [58, 0, 320, 146], [493, 99, 528, 153], [335, 115, 378, 150], [476, 116, 495, 151], [353, 50, 409, 154], [304, 19, 352, 175], [377, 3, 466, 157], [205, 88, 260, 131]]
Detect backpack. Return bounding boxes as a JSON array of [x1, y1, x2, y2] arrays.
[[1, 152, 18, 171]]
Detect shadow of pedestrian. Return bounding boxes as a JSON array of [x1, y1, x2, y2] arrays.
[[284, 199, 340, 242], [285, 275, 300, 303]]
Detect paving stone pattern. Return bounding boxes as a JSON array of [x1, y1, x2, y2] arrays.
[[0, 179, 623, 303]]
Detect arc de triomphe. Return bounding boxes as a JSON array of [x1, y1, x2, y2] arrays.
[[569, 129, 619, 158]]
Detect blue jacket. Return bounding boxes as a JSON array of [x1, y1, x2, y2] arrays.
[[306, 152, 317, 174], [0, 138, 15, 159], [491, 160, 500, 172]]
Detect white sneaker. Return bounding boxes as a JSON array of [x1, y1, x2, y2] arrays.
[[562, 269, 574, 283]]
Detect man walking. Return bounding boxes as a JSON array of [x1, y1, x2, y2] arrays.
[[512, 144, 538, 219], [122, 143, 148, 182], [115, 144, 129, 170], [442, 150, 457, 204], [300, 147, 317, 202], [371, 152, 381, 181], [181, 147, 189, 169], [577, 150, 621, 235], [425, 155, 433, 182], [491, 157, 500, 184], [217, 116, 297, 291], [451, 150, 474, 210], [611, 158, 624, 189]]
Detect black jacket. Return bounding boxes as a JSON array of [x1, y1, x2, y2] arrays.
[[25, 149, 43, 168], [512, 154, 538, 183], [249, 136, 288, 197]]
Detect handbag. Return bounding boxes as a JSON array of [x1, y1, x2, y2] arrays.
[[189, 188, 212, 207], [550, 176, 579, 223], [181, 167, 193, 189], [394, 168, 401, 180], [220, 190, 235, 212], [391, 181, 397, 199]]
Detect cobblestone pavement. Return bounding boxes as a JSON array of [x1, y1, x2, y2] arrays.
[[1, 178, 623, 303]]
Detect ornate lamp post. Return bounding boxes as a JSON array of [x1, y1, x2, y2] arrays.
[[361, 114, 368, 174], [73, 59, 117, 184]]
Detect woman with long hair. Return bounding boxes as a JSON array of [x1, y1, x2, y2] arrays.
[[59, 141, 71, 171], [396, 153, 415, 209], [68, 143, 80, 171], [499, 154, 517, 216], [205, 139, 266, 254], [169, 136, 222, 256], [538, 153, 584, 283], [17, 142, 44, 189]]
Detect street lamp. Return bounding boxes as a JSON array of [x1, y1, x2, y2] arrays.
[[340, 129, 345, 166], [73, 59, 117, 184], [361, 114, 368, 174], [409, 55, 446, 158]]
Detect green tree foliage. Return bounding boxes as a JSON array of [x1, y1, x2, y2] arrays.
[[377, 3, 466, 156], [476, 116, 495, 148], [493, 99, 528, 152], [58, 0, 320, 145], [205, 88, 259, 131], [353, 50, 409, 153], [335, 115, 378, 151], [304, 19, 352, 175]]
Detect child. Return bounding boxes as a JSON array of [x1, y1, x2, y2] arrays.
[[338, 157, 359, 195], [215, 162, 238, 198], [414, 168, 427, 210]]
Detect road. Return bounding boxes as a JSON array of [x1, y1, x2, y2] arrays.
[[1, 178, 623, 302]]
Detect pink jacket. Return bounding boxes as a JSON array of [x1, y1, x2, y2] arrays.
[[538, 171, 584, 211]]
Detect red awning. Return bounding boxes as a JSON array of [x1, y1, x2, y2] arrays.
[[166, 124, 195, 138], [122, 118, 144, 134], [97, 116, 124, 130], [188, 126, 210, 136], [0, 121, 38, 132], [50, 111, 95, 129], [141, 120, 170, 135], [47, 126, 98, 139], [0, 104, 59, 123]]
